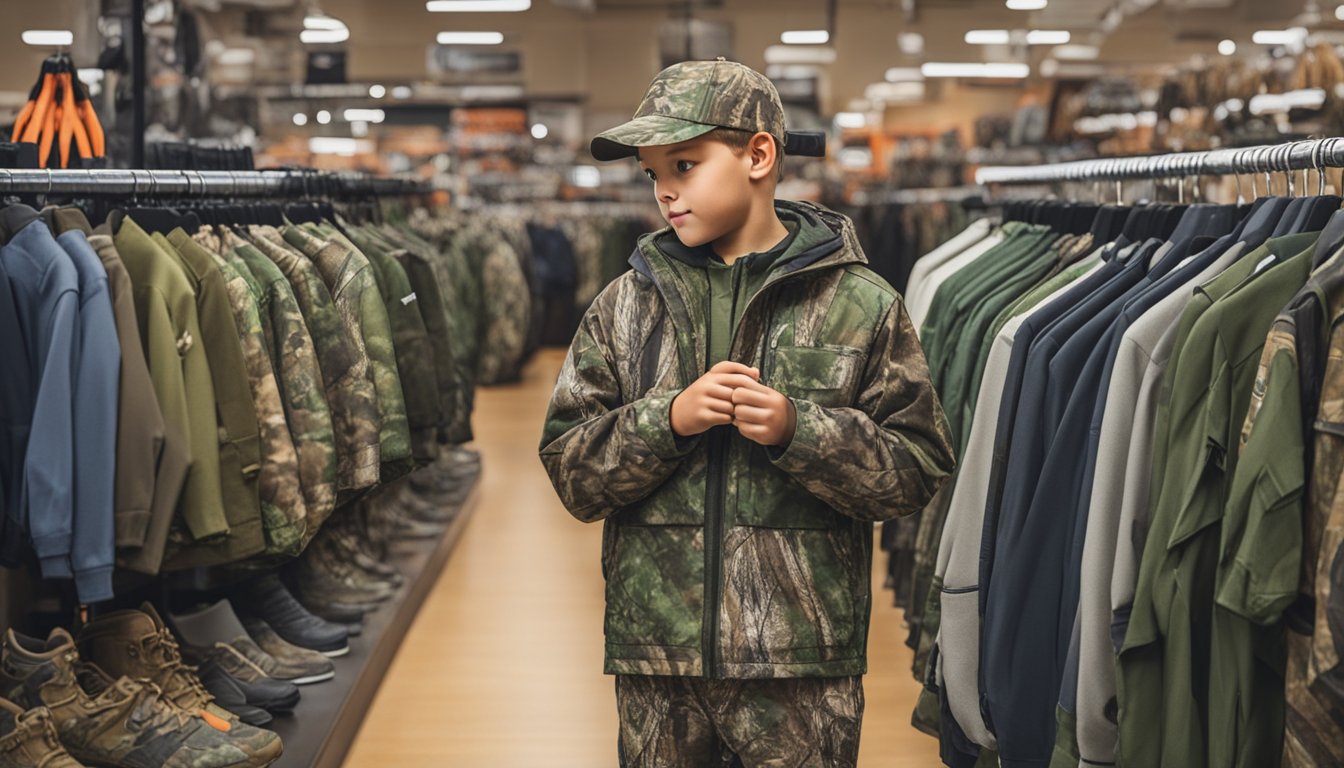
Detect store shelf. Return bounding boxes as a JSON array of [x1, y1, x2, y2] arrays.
[[269, 476, 481, 768]]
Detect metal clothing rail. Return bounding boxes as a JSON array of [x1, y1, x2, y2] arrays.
[[974, 137, 1344, 186], [0, 169, 430, 198]]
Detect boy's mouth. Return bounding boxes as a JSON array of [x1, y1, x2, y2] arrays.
[[668, 210, 690, 225]]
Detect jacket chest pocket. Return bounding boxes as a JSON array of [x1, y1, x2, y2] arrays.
[[769, 345, 863, 409]]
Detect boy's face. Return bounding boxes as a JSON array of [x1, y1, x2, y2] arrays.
[[638, 135, 755, 250]]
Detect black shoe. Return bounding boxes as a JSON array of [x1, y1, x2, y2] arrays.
[[230, 674, 300, 714], [196, 660, 273, 727], [238, 573, 350, 658]]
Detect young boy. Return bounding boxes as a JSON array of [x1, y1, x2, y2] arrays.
[[539, 59, 956, 767]]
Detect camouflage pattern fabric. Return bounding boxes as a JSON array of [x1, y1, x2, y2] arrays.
[[592, 59, 787, 161], [380, 225, 468, 445], [279, 225, 413, 480], [1283, 285, 1344, 767], [223, 231, 338, 538], [203, 245, 307, 556], [339, 224, 442, 462], [615, 674, 862, 768], [540, 200, 955, 679], [247, 227, 382, 493], [477, 235, 532, 385]]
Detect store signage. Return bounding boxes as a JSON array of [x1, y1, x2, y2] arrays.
[[428, 45, 522, 76]]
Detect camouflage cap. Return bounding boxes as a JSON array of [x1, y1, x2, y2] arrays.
[[591, 58, 825, 161]]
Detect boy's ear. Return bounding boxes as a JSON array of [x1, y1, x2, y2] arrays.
[[746, 131, 779, 182]]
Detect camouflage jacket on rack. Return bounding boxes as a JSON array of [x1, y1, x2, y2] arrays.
[[540, 200, 955, 679]]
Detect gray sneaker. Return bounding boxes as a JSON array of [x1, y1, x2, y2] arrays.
[[230, 631, 333, 687], [240, 622, 338, 684]]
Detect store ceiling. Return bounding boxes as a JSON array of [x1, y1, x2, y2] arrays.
[[0, 0, 1331, 119]]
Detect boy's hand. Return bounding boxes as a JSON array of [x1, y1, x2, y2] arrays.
[[730, 380, 797, 447], [670, 361, 761, 437]]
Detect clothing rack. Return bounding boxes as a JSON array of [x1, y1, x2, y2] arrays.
[[974, 136, 1344, 186], [0, 169, 429, 199]]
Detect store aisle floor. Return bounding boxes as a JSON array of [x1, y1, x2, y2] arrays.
[[344, 349, 942, 767]]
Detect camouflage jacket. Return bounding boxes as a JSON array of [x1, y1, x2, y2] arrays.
[[540, 200, 955, 679]]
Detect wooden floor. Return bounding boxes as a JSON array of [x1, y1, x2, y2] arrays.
[[343, 348, 943, 767]]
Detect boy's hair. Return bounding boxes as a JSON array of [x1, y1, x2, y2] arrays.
[[707, 127, 786, 181]]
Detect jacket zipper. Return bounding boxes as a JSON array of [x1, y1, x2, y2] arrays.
[[700, 257, 838, 677]]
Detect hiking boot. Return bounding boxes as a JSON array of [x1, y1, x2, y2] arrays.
[[393, 487, 460, 524], [0, 698, 84, 767], [75, 604, 281, 762], [193, 663, 270, 728], [0, 628, 282, 768], [240, 622, 339, 683], [224, 674, 298, 716], [235, 575, 349, 658], [292, 538, 397, 607], [219, 638, 332, 688], [325, 526, 403, 585]]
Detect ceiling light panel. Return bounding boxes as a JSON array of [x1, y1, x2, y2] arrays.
[[426, 0, 531, 10], [781, 30, 829, 45], [436, 31, 505, 44]]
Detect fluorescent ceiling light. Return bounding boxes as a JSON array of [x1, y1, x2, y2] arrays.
[[392, 86, 414, 99], [834, 112, 867, 129], [21, 30, 74, 47], [1252, 28, 1307, 45], [898, 32, 924, 55], [303, 14, 345, 31], [1338, 4, 1344, 21], [921, 62, 1030, 78], [530, 123, 549, 139], [301, 28, 349, 44], [781, 30, 829, 45], [763, 45, 837, 64], [436, 31, 505, 44], [885, 67, 924, 82], [1006, 0, 1047, 8], [865, 81, 926, 102], [426, 0, 531, 10], [1039, 58, 1059, 77], [1250, 87, 1325, 115], [309, 137, 371, 156], [965, 29, 1011, 45], [1052, 44, 1097, 60], [1218, 39, 1236, 55], [570, 166, 600, 188], [316, 110, 332, 125], [216, 47, 255, 66], [369, 84, 387, 98], [1026, 29, 1070, 45], [293, 113, 308, 126], [344, 108, 386, 123]]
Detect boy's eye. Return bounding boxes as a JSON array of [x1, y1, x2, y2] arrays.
[[643, 168, 657, 182], [676, 160, 695, 173]]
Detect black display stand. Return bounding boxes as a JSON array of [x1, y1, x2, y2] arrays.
[[269, 476, 481, 768]]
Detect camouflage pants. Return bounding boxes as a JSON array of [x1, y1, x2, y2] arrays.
[[615, 675, 863, 768]]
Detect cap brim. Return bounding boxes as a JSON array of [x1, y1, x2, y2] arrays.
[[590, 115, 719, 162]]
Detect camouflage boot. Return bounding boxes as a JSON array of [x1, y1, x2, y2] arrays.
[[0, 628, 279, 768], [392, 484, 460, 524], [292, 532, 397, 607], [0, 698, 85, 767], [75, 605, 282, 764], [323, 520, 403, 586]]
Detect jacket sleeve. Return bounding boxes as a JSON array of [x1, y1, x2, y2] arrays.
[[769, 295, 956, 522], [29, 290, 79, 576], [539, 304, 696, 523]]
